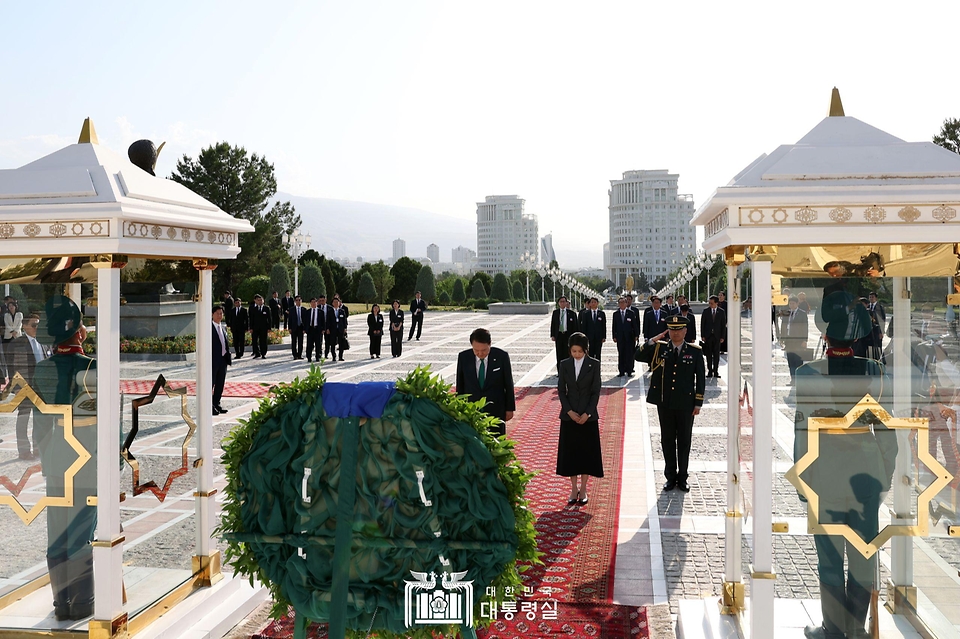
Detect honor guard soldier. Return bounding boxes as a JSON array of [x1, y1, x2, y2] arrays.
[[635, 316, 705, 492]]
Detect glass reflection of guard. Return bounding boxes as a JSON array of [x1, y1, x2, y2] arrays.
[[33, 295, 97, 621], [796, 286, 898, 639]]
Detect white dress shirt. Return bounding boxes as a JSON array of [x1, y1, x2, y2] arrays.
[[475, 355, 487, 378], [27, 334, 45, 362], [214, 321, 227, 356], [573, 355, 584, 380]]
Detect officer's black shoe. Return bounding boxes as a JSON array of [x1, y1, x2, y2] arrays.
[[803, 625, 845, 639], [678, 481, 690, 492], [663, 480, 676, 491]]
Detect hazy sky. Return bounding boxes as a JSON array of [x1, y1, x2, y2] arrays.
[[3, 1, 960, 267]]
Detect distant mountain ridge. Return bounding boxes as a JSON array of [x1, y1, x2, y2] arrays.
[[277, 192, 474, 263]]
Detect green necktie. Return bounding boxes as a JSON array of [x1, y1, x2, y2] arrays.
[[479, 359, 486, 387]]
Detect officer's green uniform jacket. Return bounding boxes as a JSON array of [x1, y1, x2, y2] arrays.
[[636, 339, 705, 409]]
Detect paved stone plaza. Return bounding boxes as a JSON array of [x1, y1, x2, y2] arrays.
[[2, 310, 958, 636]]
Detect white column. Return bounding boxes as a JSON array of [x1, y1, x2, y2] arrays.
[[724, 263, 743, 591], [93, 263, 123, 621], [750, 257, 775, 636], [67, 282, 82, 305], [890, 277, 913, 586], [195, 267, 215, 557]]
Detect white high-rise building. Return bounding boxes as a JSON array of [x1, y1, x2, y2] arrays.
[[476, 195, 538, 274], [426, 243, 440, 263], [540, 234, 556, 265], [606, 170, 695, 288], [392, 238, 406, 260], [451, 245, 476, 263]]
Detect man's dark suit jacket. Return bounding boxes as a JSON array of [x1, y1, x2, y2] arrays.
[[579, 309, 607, 342], [700, 307, 727, 342], [230, 306, 249, 334], [304, 305, 326, 334], [325, 306, 348, 336], [288, 304, 305, 332], [557, 356, 601, 421], [456, 346, 515, 435], [250, 304, 272, 333], [612, 308, 638, 341], [268, 296, 281, 326], [642, 307, 668, 340], [550, 308, 580, 339], [410, 298, 427, 316], [7, 335, 41, 384], [212, 323, 232, 367], [677, 312, 697, 343], [781, 308, 809, 352]]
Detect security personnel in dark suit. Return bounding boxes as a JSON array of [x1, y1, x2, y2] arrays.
[[287, 296, 305, 359], [455, 328, 516, 437], [795, 294, 896, 639], [700, 295, 726, 378], [635, 317, 705, 492], [676, 304, 697, 343], [642, 296, 668, 340], [325, 296, 349, 361], [268, 292, 282, 330], [211, 305, 232, 415], [408, 291, 427, 341], [578, 297, 606, 360], [663, 295, 679, 317], [7, 313, 46, 459], [33, 295, 98, 620], [280, 290, 293, 329], [305, 298, 326, 362], [229, 298, 248, 359], [550, 296, 580, 370], [249, 294, 272, 359], [612, 297, 639, 376]]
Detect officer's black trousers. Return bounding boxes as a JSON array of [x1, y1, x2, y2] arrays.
[[656, 406, 693, 482]]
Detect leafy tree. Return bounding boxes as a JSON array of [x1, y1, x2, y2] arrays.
[[438, 290, 451, 305], [934, 117, 960, 154], [358, 272, 377, 306], [512, 280, 524, 301], [236, 275, 271, 305], [549, 259, 559, 270], [300, 248, 321, 265], [452, 278, 466, 304], [299, 262, 324, 301], [470, 279, 487, 299], [270, 263, 291, 297], [414, 264, 436, 302], [365, 261, 395, 302], [469, 272, 492, 296], [170, 142, 300, 294], [389, 257, 421, 301], [491, 273, 511, 301], [321, 262, 336, 298]]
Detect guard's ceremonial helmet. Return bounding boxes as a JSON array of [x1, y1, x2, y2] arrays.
[[45, 295, 82, 344], [667, 318, 688, 330]]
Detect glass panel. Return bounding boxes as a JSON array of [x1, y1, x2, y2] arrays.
[[0, 282, 99, 630], [776, 274, 960, 637], [118, 274, 198, 617]]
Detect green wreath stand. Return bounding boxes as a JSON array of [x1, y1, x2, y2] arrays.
[[219, 366, 539, 639]]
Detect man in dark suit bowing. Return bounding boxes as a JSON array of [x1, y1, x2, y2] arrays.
[[288, 295, 305, 359], [642, 295, 669, 341], [578, 297, 606, 360], [550, 295, 580, 370], [212, 305, 232, 416], [700, 294, 726, 378], [455, 328, 516, 437], [612, 296, 639, 377]]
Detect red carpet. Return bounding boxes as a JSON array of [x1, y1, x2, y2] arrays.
[[120, 379, 274, 397], [252, 386, 649, 639]]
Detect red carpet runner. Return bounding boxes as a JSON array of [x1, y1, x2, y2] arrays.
[[253, 387, 650, 638], [120, 379, 274, 397]]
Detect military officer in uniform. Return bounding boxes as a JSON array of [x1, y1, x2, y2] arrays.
[[796, 289, 897, 639], [33, 295, 97, 620], [635, 316, 705, 492]]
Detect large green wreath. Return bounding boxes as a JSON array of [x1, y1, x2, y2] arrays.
[[218, 365, 540, 638]]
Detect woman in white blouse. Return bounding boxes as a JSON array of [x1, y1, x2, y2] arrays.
[[3, 300, 22, 343]]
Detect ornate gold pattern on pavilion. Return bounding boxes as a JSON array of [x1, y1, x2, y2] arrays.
[[0, 373, 91, 524], [785, 394, 953, 559], [739, 203, 960, 227], [705, 208, 729, 238], [122, 375, 197, 502], [122, 221, 235, 246], [0, 220, 110, 240], [752, 244, 959, 277]]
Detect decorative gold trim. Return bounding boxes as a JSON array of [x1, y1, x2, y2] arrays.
[[89, 613, 128, 639], [829, 87, 844, 117], [948, 526, 959, 537], [0, 374, 90, 524], [772, 522, 789, 533], [192, 258, 218, 271], [192, 458, 204, 468], [0, 574, 51, 610], [86, 496, 98, 506], [723, 247, 746, 266], [90, 254, 129, 269], [191, 551, 223, 587], [719, 581, 745, 615], [725, 510, 742, 518], [126, 573, 203, 636], [749, 565, 777, 580], [747, 245, 777, 261], [785, 394, 953, 559], [78, 117, 100, 145], [884, 583, 917, 615], [193, 489, 218, 498], [91, 535, 125, 548]]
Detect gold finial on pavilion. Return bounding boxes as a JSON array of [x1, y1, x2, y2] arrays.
[[78, 117, 99, 144], [828, 87, 844, 117]]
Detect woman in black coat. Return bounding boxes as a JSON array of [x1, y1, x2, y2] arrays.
[[367, 304, 384, 358], [556, 331, 603, 506], [389, 300, 404, 357]]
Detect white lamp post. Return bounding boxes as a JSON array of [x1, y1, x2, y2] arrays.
[[282, 229, 312, 297], [520, 251, 535, 302]]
